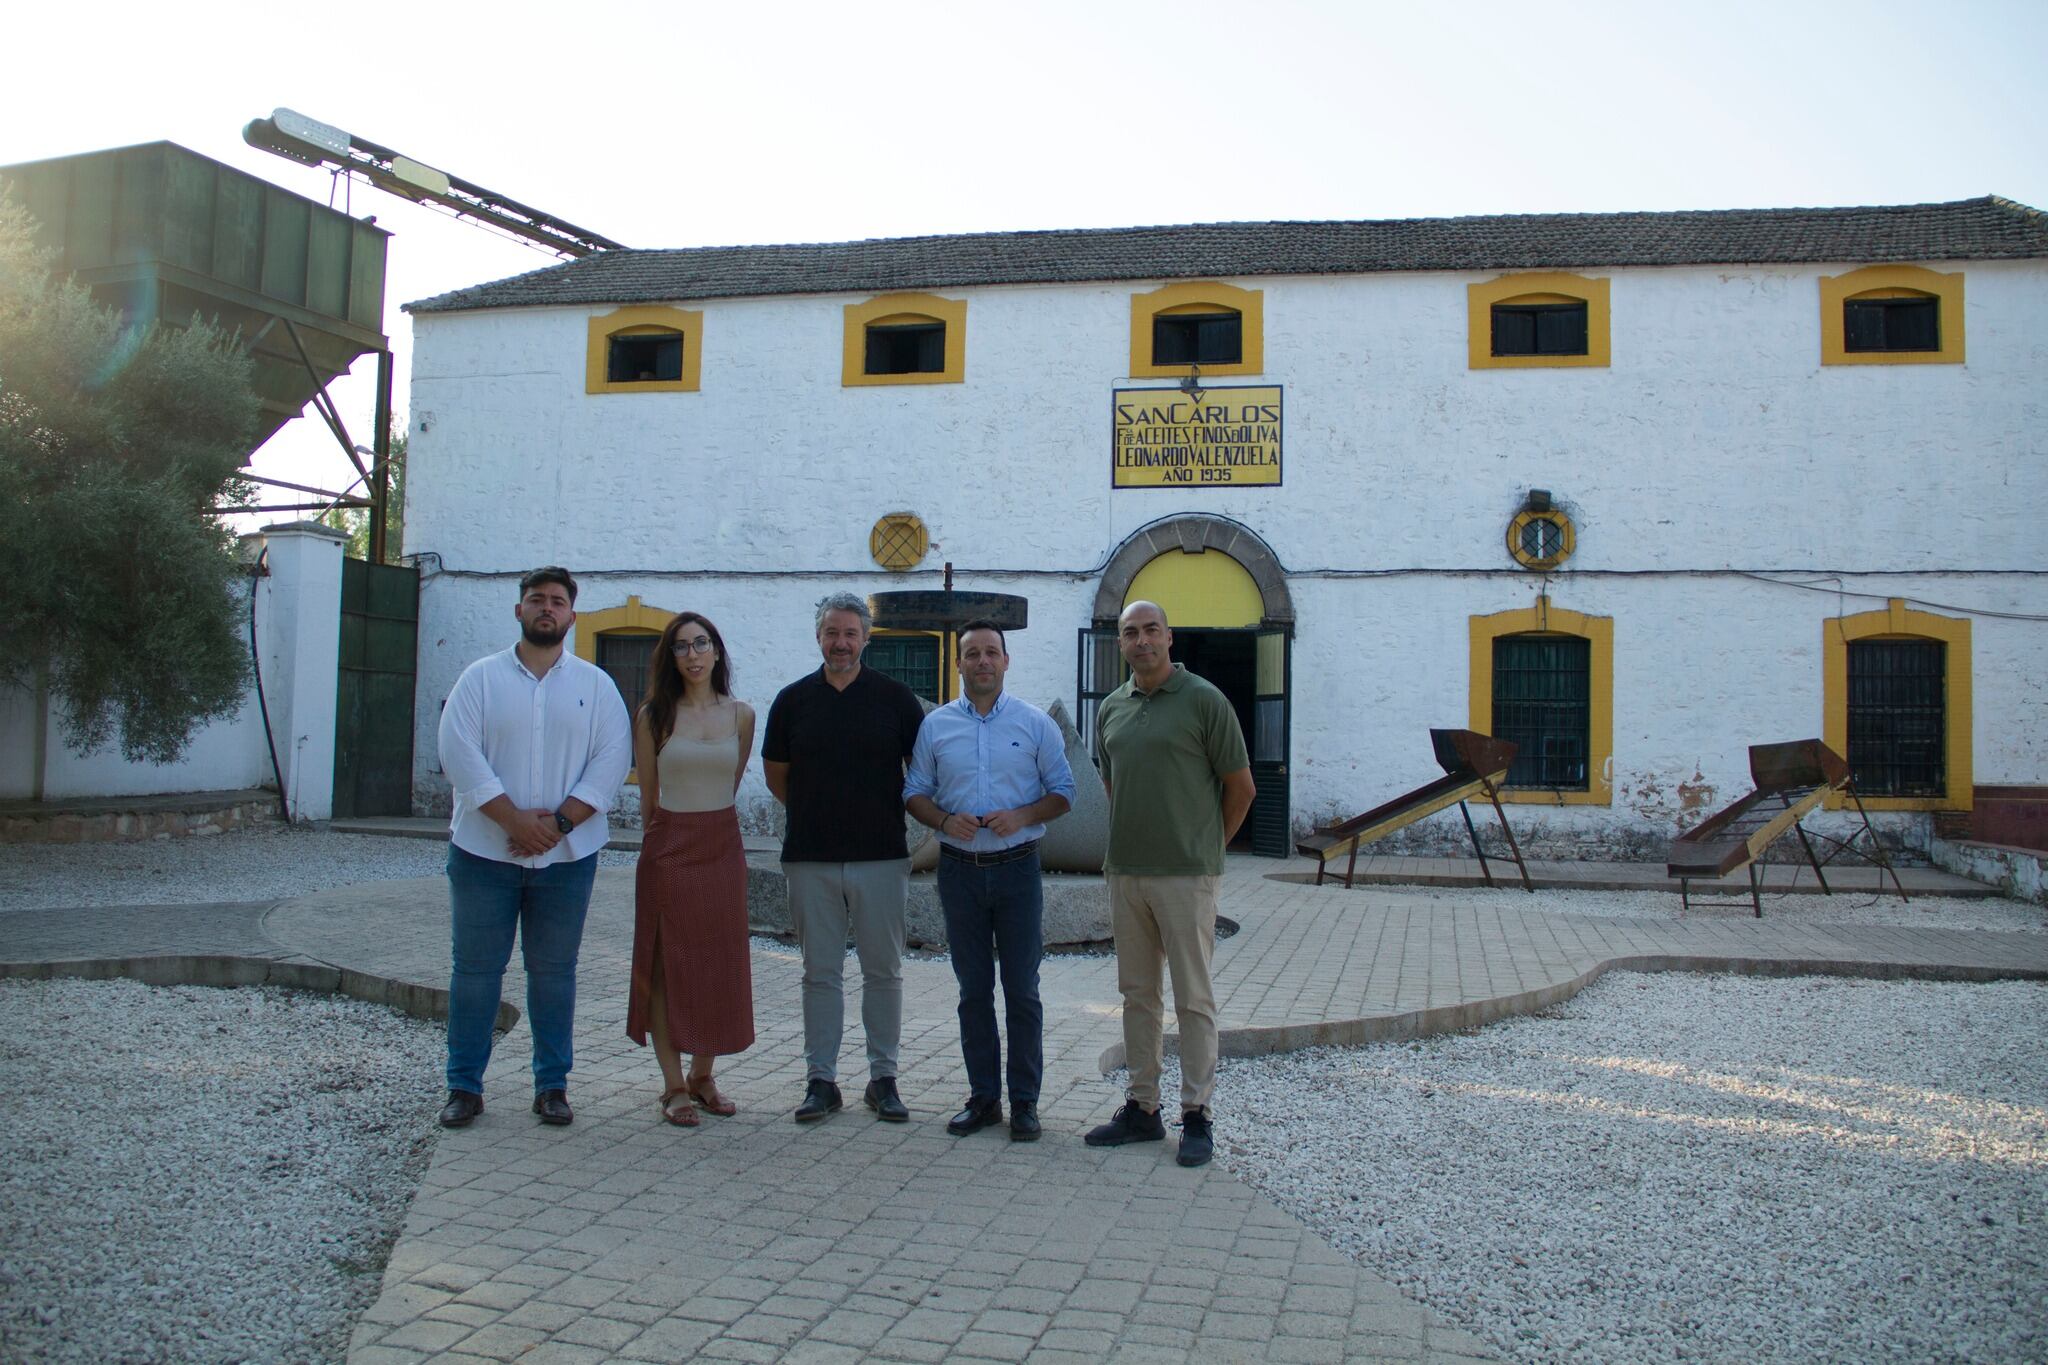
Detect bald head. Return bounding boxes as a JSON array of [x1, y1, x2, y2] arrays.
[[1119, 600, 1168, 632], [1116, 600, 1174, 689]]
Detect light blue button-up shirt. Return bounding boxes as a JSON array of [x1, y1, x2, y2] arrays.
[[904, 692, 1077, 852]]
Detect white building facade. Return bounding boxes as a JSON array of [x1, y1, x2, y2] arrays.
[[403, 200, 2048, 859]]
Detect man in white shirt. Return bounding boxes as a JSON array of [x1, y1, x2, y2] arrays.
[[434, 567, 633, 1129]]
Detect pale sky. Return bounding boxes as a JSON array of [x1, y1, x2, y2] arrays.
[[4, 0, 2044, 527]]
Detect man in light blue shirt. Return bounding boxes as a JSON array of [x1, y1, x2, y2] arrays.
[[905, 620, 1075, 1141]]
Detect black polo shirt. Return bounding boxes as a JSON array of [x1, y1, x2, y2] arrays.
[[762, 665, 927, 863]]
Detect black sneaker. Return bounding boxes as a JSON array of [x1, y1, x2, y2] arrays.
[[863, 1077, 909, 1122], [1177, 1109, 1213, 1167], [794, 1079, 842, 1123], [1083, 1101, 1166, 1147]]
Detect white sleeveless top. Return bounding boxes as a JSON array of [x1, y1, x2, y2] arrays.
[[655, 730, 739, 813]]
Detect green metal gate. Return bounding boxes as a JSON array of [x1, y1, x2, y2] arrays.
[[333, 558, 419, 817]]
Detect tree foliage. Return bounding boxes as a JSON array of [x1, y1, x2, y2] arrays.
[[0, 189, 261, 764]]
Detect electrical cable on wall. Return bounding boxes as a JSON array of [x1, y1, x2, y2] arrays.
[[247, 549, 291, 824], [406, 557, 2048, 625]]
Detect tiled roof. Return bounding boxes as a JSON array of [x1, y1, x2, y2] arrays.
[[407, 196, 2048, 314]]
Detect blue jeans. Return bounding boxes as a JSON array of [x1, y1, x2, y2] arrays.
[[445, 845, 598, 1095], [937, 848, 1044, 1104]]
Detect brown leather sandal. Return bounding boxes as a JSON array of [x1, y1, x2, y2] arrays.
[[686, 1076, 737, 1117], [659, 1086, 700, 1127]]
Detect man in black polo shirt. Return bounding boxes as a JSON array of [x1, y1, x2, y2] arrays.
[[763, 592, 929, 1124]]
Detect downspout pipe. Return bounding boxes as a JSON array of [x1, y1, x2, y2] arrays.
[[248, 549, 291, 823]]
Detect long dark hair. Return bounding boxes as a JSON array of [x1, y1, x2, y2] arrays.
[[641, 612, 733, 752]]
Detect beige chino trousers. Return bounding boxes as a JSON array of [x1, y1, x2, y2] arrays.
[[1106, 873, 1220, 1114]]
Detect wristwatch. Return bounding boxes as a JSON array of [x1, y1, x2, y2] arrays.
[[553, 810, 574, 834]]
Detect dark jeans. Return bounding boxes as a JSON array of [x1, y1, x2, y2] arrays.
[[937, 848, 1044, 1104], [446, 845, 598, 1095]]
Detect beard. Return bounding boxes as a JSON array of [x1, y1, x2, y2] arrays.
[[521, 618, 567, 647]]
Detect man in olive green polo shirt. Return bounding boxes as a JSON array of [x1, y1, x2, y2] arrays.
[[1084, 599, 1255, 1168]]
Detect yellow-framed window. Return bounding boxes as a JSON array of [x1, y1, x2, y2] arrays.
[[1129, 280, 1264, 378], [1822, 599, 1972, 810], [862, 629, 953, 702], [1468, 597, 1614, 805], [842, 293, 967, 386], [572, 595, 676, 785], [1818, 265, 1964, 366], [1467, 272, 1611, 370], [585, 306, 704, 394]]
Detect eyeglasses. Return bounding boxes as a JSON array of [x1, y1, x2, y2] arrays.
[[672, 638, 716, 656]]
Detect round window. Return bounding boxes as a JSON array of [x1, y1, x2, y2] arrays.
[[870, 512, 929, 571], [1507, 509, 1574, 570]]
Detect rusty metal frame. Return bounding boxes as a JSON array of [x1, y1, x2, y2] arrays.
[[1669, 739, 1909, 916], [1300, 730, 1534, 892]]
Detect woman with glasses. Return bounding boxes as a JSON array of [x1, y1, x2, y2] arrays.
[[627, 611, 757, 1125]]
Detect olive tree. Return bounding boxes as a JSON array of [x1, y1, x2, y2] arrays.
[[0, 190, 261, 764]]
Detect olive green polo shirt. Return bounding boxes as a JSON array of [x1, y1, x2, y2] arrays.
[[1095, 664, 1250, 876]]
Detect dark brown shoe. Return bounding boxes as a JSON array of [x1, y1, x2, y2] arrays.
[[438, 1090, 483, 1128], [532, 1089, 573, 1126]]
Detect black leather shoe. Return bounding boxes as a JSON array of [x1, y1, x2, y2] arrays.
[[863, 1077, 909, 1122], [1009, 1101, 1041, 1142], [946, 1096, 1003, 1137], [794, 1079, 843, 1123], [438, 1090, 483, 1128], [532, 1089, 573, 1126], [1083, 1101, 1166, 1146]]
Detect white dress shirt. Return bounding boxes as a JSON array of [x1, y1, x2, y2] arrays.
[[437, 645, 634, 867]]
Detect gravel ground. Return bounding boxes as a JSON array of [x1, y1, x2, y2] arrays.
[[0, 979, 444, 1364], [0, 825, 638, 912], [1218, 972, 2048, 1364]]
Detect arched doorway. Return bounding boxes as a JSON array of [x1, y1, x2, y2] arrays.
[[1082, 515, 1293, 856]]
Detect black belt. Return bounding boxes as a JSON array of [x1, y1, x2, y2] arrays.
[[940, 840, 1040, 867]]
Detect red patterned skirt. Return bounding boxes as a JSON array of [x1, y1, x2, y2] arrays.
[[627, 806, 755, 1056]]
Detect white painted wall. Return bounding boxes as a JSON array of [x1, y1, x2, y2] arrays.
[[0, 523, 345, 814], [404, 259, 2048, 849]]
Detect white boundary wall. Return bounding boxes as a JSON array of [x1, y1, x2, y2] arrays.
[[0, 522, 346, 818]]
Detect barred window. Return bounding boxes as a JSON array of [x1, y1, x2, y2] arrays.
[[1846, 639, 1945, 796], [862, 634, 941, 703], [1492, 634, 1590, 790], [596, 632, 658, 710]]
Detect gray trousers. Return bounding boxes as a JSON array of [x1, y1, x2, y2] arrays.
[[785, 859, 909, 1083]]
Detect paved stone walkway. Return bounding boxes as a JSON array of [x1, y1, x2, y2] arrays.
[[5, 854, 2045, 1363]]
